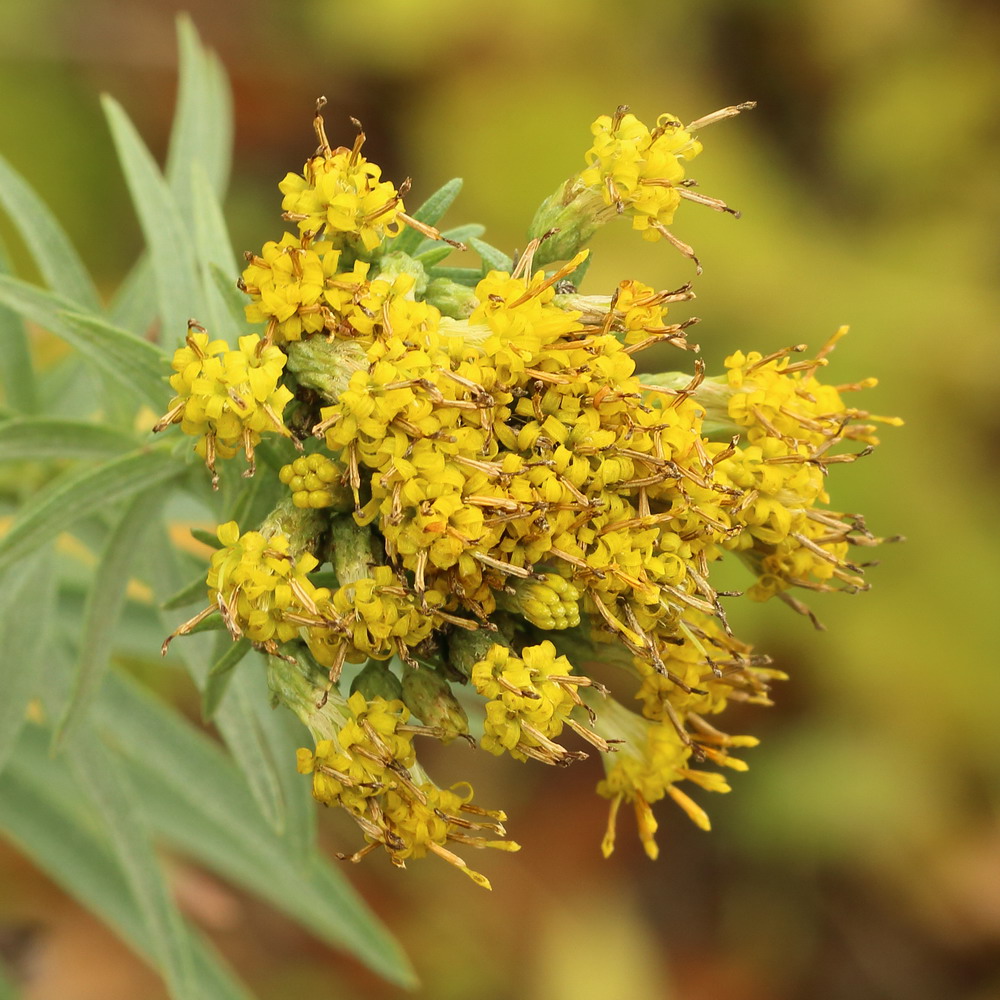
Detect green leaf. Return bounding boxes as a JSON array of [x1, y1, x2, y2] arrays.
[[202, 636, 252, 720], [60, 311, 170, 410], [427, 266, 484, 286], [214, 659, 286, 832], [0, 154, 102, 313], [469, 237, 513, 272], [413, 245, 454, 268], [207, 262, 251, 334], [107, 254, 158, 335], [0, 552, 55, 774], [166, 16, 233, 227], [0, 237, 38, 414], [248, 688, 317, 862], [0, 730, 253, 1000], [0, 417, 137, 462], [103, 94, 203, 346], [190, 527, 224, 549], [414, 222, 485, 256], [192, 163, 241, 342], [68, 730, 197, 1000], [94, 671, 415, 986], [0, 275, 169, 408], [390, 177, 463, 255], [162, 572, 211, 611], [54, 489, 165, 750], [0, 448, 181, 575]]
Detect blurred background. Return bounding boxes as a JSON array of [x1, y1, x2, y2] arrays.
[[1, 0, 998, 997]]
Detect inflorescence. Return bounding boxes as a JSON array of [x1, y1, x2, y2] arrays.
[[158, 100, 899, 888]]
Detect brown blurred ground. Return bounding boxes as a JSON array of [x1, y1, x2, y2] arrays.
[[1, 0, 999, 997]]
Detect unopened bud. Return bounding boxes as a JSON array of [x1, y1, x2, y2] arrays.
[[351, 660, 403, 702], [401, 665, 468, 741]]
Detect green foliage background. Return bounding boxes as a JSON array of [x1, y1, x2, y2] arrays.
[[0, 1, 997, 998]]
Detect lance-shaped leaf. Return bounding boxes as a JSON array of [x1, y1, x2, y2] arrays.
[[0, 275, 169, 408], [0, 552, 55, 775], [0, 728, 253, 1000], [0, 417, 137, 463], [93, 670, 416, 987], [54, 488, 166, 749], [103, 95, 203, 346], [0, 237, 38, 415], [0, 448, 181, 575], [67, 729, 197, 1000], [166, 16, 233, 229], [0, 155, 102, 313]]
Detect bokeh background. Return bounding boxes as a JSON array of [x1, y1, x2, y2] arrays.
[[1, 0, 998, 998]]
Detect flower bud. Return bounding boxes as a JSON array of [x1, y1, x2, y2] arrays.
[[401, 665, 469, 742], [350, 659, 404, 702]]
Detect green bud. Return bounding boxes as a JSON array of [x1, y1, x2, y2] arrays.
[[447, 627, 513, 680], [527, 181, 606, 269], [424, 277, 478, 319], [374, 251, 428, 297], [284, 337, 367, 403], [401, 665, 468, 741], [350, 660, 403, 702]]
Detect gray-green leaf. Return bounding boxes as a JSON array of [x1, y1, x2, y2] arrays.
[[0, 448, 181, 575], [103, 95, 204, 346], [0, 552, 55, 774], [0, 154, 102, 313]]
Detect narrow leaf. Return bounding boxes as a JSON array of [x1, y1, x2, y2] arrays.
[[103, 95, 203, 345], [0, 417, 136, 462], [413, 222, 485, 256], [0, 552, 55, 774], [166, 16, 233, 222], [93, 671, 415, 986], [192, 163, 240, 341], [0, 238, 38, 414], [0, 731, 254, 1000], [249, 691, 317, 862], [214, 662, 286, 832], [202, 636, 252, 720], [58, 310, 170, 411], [470, 237, 513, 272], [208, 263, 251, 333], [390, 177, 463, 255], [54, 489, 165, 749], [0, 275, 169, 408], [427, 266, 484, 286], [0, 155, 102, 312], [162, 571, 211, 611], [413, 245, 454, 268], [0, 448, 180, 574], [68, 730, 197, 1000], [108, 254, 158, 335]]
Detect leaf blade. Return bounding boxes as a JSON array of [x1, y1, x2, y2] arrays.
[[0, 448, 182, 575], [54, 488, 165, 749], [0, 154, 102, 312], [102, 94, 203, 345], [0, 237, 38, 414], [0, 730, 253, 1000], [0, 552, 55, 774], [94, 670, 415, 986], [0, 417, 137, 462], [67, 730, 197, 1000]]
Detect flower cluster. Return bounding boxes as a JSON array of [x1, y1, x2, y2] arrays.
[[161, 103, 896, 884], [153, 326, 293, 484]]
